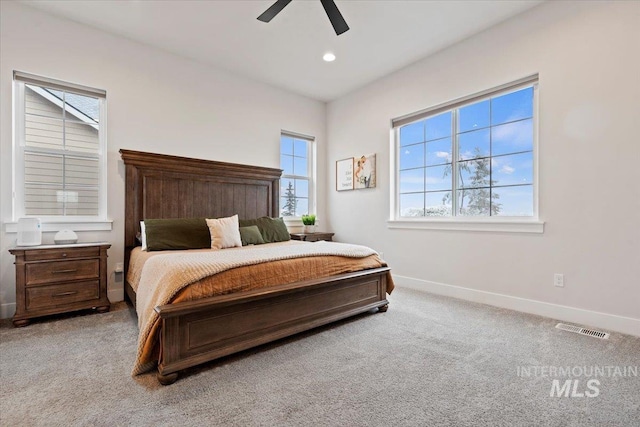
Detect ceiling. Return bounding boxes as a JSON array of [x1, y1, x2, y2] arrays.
[[22, 0, 543, 102]]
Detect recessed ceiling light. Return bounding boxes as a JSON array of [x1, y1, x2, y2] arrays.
[[323, 52, 336, 62]]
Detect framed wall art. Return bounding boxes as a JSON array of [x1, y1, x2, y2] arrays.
[[336, 158, 354, 191], [353, 154, 376, 189]]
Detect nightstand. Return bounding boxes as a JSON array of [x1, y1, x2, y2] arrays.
[[9, 242, 111, 327], [290, 232, 335, 242]]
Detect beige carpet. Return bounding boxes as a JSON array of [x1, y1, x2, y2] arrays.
[[1, 288, 638, 426]]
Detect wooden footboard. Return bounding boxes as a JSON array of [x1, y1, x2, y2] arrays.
[[154, 267, 390, 384]]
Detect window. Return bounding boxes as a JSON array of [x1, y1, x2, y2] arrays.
[[13, 71, 107, 221], [393, 76, 538, 223], [280, 131, 314, 217]]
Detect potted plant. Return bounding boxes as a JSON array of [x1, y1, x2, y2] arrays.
[[301, 214, 316, 234]]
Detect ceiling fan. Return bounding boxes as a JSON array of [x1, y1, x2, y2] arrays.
[[257, 0, 350, 36]]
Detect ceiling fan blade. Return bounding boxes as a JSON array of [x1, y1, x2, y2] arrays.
[[320, 0, 349, 35], [257, 0, 293, 23]]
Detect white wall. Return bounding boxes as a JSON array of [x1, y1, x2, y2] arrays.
[[326, 1, 640, 334], [0, 2, 326, 317], [2, 1, 638, 337]]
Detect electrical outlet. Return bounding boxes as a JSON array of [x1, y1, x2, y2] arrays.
[[115, 262, 124, 273], [554, 273, 564, 287]]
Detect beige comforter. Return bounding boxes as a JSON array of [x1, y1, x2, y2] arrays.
[[129, 241, 393, 375]]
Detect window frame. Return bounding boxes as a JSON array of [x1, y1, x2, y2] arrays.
[[389, 75, 543, 233], [279, 130, 315, 220], [11, 71, 110, 231]]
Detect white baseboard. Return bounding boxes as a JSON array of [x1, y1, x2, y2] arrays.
[[107, 288, 124, 303], [395, 275, 640, 338], [1, 303, 16, 320]]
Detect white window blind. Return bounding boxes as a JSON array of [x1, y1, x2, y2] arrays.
[[14, 71, 107, 220]]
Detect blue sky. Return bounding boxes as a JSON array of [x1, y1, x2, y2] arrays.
[[399, 86, 534, 217]]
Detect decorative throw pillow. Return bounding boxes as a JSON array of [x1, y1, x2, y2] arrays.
[[206, 215, 243, 250], [239, 217, 290, 243], [139, 221, 147, 251], [256, 217, 290, 243], [143, 218, 210, 251], [239, 225, 265, 246]]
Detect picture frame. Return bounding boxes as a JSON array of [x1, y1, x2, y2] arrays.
[[336, 158, 354, 191], [353, 154, 376, 189]]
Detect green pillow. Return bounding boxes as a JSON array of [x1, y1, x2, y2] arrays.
[[239, 217, 290, 243], [239, 225, 265, 246], [144, 218, 211, 251]]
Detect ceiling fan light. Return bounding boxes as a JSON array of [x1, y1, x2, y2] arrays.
[[323, 52, 336, 62]]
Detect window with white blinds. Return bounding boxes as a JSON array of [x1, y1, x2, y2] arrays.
[[13, 72, 107, 220]]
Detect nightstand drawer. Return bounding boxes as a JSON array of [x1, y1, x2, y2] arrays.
[[25, 247, 99, 262], [26, 259, 100, 286], [26, 280, 100, 310]]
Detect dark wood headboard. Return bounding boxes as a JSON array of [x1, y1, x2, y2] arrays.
[[120, 149, 282, 257]]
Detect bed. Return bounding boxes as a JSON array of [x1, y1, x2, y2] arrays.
[[120, 149, 392, 385]]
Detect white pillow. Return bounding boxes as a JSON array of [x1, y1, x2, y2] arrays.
[[206, 215, 242, 250], [140, 220, 147, 251]]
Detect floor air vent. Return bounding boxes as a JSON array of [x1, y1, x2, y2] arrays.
[[555, 323, 610, 339]]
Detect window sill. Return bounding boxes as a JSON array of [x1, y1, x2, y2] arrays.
[[282, 217, 303, 223], [282, 217, 321, 224], [282, 217, 318, 233], [5, 220, 113, 233], [387, 218, 544, 233]]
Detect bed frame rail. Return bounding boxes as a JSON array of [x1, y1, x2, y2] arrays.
[[155, 267, 390, 384]]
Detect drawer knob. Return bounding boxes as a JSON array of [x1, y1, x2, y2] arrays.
[[53, 291, 78, 297], [52, 269, 78, 274], [62, 253, 67, 257]]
